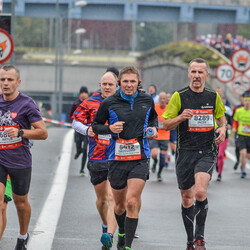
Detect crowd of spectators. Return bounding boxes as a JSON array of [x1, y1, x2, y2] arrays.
[[194, 33, 250, 58]]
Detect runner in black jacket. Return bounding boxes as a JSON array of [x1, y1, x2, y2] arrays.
[[92, 66, 158, 250]]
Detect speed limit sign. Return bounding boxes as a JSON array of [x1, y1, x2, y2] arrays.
[[215, 64, 235, 83]]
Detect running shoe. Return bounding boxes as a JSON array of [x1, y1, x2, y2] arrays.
[[194, 238, 206, 250], [217, 174, 221, 181], [134, 232, 139, 238], [157, 175, 163, 182], [241, 172, 247, 179], [101, 233, 113, 249], [117, 232, 125, 250], [186, 242, 194, 250], [125, 247, 131, 250], [14, 233, 29, 250], [74, 152, 81, 159], [233, 162, 239, 170]]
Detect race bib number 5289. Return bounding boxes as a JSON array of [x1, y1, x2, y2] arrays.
[[188, 109, 214, 132]]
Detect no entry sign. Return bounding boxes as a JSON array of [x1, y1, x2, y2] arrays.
[[231, 48, 250, 73], [0, 28, 13, 64], [232, 74, 250, 96]]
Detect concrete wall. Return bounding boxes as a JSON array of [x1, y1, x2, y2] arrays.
[[17, 60, 243, 108], [18, 64, 112, 94], [140, 63, 242, 107], [141, 64, 189, 93]]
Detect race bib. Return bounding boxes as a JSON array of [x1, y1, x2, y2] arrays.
[[158, 121, 164, 129], [0, 125, 22, 150], [188, 109, 214, 132], [97, 134, 111, 145], [241, 125, 250, 134], [115, 138, 141, 161]]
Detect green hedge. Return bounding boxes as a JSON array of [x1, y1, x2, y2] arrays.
[[139, 41, 227, 68]]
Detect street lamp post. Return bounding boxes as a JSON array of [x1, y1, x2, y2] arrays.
[[75, 28, 86, 50], [53, 0, 87, 121], [68, 1, 87, 54]]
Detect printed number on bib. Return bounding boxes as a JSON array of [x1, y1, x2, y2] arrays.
[[188, 109, 214, 132], [0, 125, 22, 150], [97, 134, 111, 145], [241, 125, 250, 134], [115, 138, 141, 161], [158, 121, 164, 129]]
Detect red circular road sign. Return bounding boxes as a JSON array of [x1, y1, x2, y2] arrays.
[[231, 48, 250, 73], [231, 74, 250, 96], [0, 28, 14, 64], [215, 63, 235, 84]]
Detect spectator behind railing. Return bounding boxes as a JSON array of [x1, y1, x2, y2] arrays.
[[194, 33, 250, 58]]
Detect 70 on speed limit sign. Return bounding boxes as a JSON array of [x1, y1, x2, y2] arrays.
[[215, 64, 235, 84]]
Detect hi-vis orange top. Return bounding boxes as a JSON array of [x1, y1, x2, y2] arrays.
[[155, 104, 170, 140]]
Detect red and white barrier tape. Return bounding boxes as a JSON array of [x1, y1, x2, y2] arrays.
[[43, 118, 72, 127]]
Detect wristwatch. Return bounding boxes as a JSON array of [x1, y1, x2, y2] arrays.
[[18, 129, 24, 138]]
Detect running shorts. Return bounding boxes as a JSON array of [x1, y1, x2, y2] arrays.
[[0, 164, 31, 196], [238, 135, 250, 153], [87, 161, 109, 186], [150, 139, 169, 151], [108, 159, 150, 190], [175, 147, 218, 190], [170, 129, 177, 144]]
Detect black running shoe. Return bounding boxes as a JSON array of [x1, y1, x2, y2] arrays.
[[157, 175, 163, 182], [186, 242, 194, 250], [117, 232, 125, 250], [217, 174, 221, 181], [194, 238, 206, 250], [15, 233, 29, 250], [233, 162, 239, 170]]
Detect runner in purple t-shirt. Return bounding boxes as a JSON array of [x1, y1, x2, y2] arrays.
[[0, 65, 48, 250]]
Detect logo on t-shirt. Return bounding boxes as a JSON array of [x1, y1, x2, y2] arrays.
[[11, 112, 17, 119]]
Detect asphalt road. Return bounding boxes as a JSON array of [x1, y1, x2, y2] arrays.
[[2, 127, 250, 250]]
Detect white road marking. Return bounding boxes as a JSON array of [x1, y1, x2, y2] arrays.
[[28, 129, 74, 250]]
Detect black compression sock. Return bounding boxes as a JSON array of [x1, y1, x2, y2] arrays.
[[195, 198, 208, 240], [182, 204, 195, 243], [125, 217, 138, 248], [115, 211, 127, 234]]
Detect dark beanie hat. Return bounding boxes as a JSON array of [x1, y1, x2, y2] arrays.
[[106, 66, 119, 77], [242, 90, 250, 97], [79, 86, 88, 94]]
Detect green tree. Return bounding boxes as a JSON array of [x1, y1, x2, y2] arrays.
[[136, 22, 173, 51], [15, 17, 49, 47], [238, 24, 250, 39]]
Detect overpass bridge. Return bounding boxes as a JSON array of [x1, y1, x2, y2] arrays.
[[2, 0, 250, 24]]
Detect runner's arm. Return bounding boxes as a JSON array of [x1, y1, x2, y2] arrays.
[[5, 120, 48, 140], [92, 100, 113, 135], [215, 115, 227, 144], [164, 109, 193, 131], [72, 119, 88, 135]]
